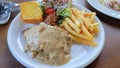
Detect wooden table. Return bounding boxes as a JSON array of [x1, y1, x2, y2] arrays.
[[0, 0, 120, 68]]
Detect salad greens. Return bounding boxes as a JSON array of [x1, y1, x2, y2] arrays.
[[57, 8, 71, 25], [39, 0, 72, 26]]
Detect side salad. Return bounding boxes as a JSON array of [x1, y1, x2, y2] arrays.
[[40, 0, 72, 25]]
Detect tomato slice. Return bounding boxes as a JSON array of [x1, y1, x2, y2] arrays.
[[45, 8, 55, 15]]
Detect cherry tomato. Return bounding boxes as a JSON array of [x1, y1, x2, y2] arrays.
[[45, 8, 55, 15]]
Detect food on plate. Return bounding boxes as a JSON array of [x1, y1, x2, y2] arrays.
[[20, 0, 100, 66], [40, 0, 72, 25], [99, 0, 120, 11], [20, 2, 43, 23], [23, 22, 72, 65], [61, 8, 99, 46], [20, 0, 99, 47]]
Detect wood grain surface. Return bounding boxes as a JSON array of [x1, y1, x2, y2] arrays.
[[0, 0, 120, 68]]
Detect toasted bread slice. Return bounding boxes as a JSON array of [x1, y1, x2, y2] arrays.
[[20, 1, 43, 24]]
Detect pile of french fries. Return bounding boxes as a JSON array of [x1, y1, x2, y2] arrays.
[[61, 8, 99, 47]]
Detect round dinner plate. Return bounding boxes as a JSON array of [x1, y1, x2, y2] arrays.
[[87, 0, 120, 20], [7, 2, 105, 68]]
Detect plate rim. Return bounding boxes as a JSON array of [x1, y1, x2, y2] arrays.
[[87, 0, 120, 20], [7, 2, 105, 68]]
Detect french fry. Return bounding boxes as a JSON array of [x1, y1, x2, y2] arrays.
[[74, 8, 94, 37], [76, 9, 91, 29], [84, 13, 93, 18], [91, 12, 96, 22], [69, 34, 97, 47], [71, 9, 83, 28], [70, 13, 81, 27], [65, 18, 81, 33], [63, 21, 93, 40], [81, 22, 93, 39], [61, 8, 99, 47], [93, 23, 99, 32], [72, 8, 90, 30], [93, 23, 99, 27]]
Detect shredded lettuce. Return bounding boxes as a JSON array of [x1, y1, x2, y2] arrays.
[[57, 8, 71, 25], [59, 8, 71, 17]]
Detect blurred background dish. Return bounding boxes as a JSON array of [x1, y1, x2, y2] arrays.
[[87, 0, 120, 20]]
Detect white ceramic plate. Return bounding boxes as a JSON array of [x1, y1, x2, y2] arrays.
[[7, 2, 105, 68], [87, 0, 120, 20]]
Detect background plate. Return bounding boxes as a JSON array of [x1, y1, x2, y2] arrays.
[[87, 0, 120, 20]]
